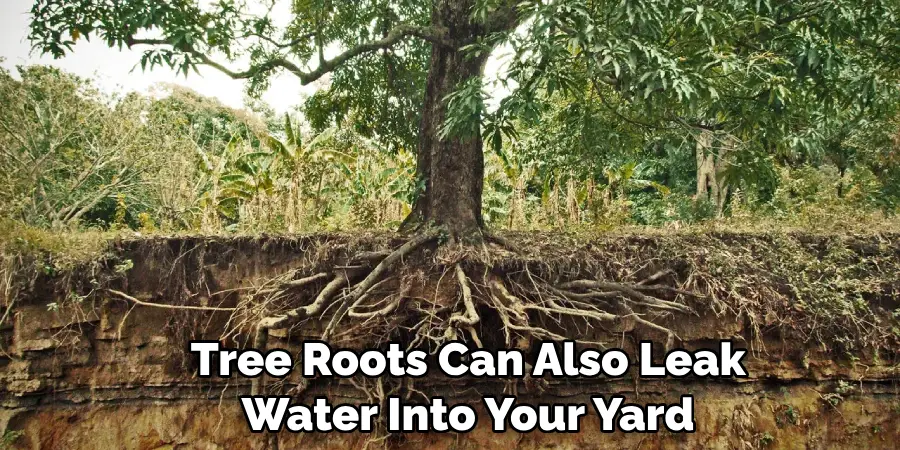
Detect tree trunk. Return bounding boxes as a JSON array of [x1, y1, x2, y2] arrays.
[[696, 131, 731, 217], [837, 165, 847, 198], [400, 0, 490, 237]]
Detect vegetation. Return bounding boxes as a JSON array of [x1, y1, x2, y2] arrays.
[[0, 64, 897, 235], [0, 430, 23, 450], [2, 3, 899, 446], [25, 0, 900, 235]]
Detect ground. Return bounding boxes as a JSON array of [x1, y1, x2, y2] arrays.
[[1, 229, 899, 449]]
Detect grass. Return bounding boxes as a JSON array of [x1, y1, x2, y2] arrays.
[[0, 219, 113, 269], [2, 213, 898, 359]]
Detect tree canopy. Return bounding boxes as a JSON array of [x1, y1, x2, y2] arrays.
[[22, 0, 900, 233]]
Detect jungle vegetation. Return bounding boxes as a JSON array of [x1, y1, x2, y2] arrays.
[[7, 0, 897, 236], [3, 7, 900, 437]]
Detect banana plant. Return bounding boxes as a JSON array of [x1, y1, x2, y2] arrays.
[[603, 162, 670, 203], [219, 150, 276, 197], [195, 134, 277, 221], [336, 148, 416, 226], [264, 114, 363, 220], [264, 113, 303, 165]]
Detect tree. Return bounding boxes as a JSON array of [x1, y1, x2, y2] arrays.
[[486, 0, 900, 221], [28, 0, 900, 236], [29, 0, 516, 237], [0, 65, 148, 228], [27, 5, 900, 438], [137, 84, 271, 231]]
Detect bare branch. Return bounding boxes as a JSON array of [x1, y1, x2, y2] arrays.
[[129, 24, 449, 85], [248, 30, 317, 50]]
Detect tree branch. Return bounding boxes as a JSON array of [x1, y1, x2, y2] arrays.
[[248, 30, 318, 50], [129, 24, 448, 85]]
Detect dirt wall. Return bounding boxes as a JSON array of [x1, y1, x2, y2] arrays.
[[1, 233, 898, 449]]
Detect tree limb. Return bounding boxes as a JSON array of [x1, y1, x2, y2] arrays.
[[129, 24, 449, 85]]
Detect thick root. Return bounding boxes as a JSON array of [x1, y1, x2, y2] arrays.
[[249, 230, 440, 401], [91, 232, 707, 450], [222, 232, 700, 450], [322, 229, 440, 340]]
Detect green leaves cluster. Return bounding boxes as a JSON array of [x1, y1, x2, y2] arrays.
[[0, 66, 153, 228], [467, 0, 900, 226], [21, 0, 900, 230], [0, 65, 419, 232]]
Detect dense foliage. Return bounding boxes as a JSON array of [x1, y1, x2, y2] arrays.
[[7, 0, 900, 232], [0, 62, 897, 233], [0, 65, 415, 232]]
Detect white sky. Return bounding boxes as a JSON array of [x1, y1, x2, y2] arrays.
[[0, 0, 310, 113], [0, 0, 511, 115]]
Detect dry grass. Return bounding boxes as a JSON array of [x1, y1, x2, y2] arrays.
[[4, 222, 898, 359]]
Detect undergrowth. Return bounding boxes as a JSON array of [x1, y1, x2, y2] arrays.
[[3, 221, 898, 360]]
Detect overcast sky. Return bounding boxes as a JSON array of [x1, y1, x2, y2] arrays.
[[0, 0, 510, 115], [0, 0, 313, 113]]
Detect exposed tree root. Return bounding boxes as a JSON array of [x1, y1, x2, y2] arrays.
[[17, 228, 896, 450], [296, 235, 692, 358], [322, 229, 441, 341], [257, 272, 329, 296], [98, 231, 701, 450], [247, 229, 441, 407], [106, 289, 237, 312], [450, 265, 477, 324]]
